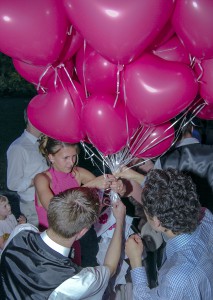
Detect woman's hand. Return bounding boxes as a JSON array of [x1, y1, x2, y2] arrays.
[[84, 174, 115, 189]]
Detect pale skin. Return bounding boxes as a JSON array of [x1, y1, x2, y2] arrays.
[[104, 199, 126, 276], [116, 167, 145, 185], [0, 198, 26, 249], [34, 145, 126, 210], [114, 167, 144, 204]]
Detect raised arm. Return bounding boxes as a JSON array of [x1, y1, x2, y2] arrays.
[[116, 167, 145, 185], [104, 200, 126, 276], [34, 172, 53, 210]]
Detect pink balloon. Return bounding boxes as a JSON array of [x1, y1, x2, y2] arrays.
[[172, 0, 213, 60], [76, 44, 118, 95], [153, 36, 190, 64], [63, 0, 175, 64], [13, 59, 55, 89], [58, 77, 86, 115], [13, 59, 74, 92], [150, 20, 175, 49], [27, 89, 85, 143], [130, 122, 175, 158], [124, 53, 198, 125], [0, 0, 68, 65], [59, 27, 84, 62], [195, 58, 213, 104], [82, 94, 136, 155], [197, 103, 213, 120]]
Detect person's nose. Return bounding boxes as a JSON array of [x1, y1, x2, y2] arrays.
[[67, 157, 73, 165]]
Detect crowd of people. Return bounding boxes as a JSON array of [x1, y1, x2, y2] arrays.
[[0, 108, 213, 300]]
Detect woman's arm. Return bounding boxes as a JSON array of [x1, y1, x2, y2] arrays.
[[75, 167, 96, 185], [76, 167, 115, 189], [34, 172, 53, 210]]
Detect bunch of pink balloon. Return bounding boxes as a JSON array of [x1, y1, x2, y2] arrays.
[[1, 0, 213, 158]]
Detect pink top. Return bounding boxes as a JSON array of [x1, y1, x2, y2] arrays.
[[35, 168, 79, 229]]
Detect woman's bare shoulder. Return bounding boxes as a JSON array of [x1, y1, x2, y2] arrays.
[[34, 170, 51, 184]]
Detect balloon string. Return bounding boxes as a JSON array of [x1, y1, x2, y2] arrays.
[[195, 60, 204, 82], [83, 40, 89, 98], [80, 142, 109, 175], [67, 25, 73, 36], [63, 65, 84, 106], [37, 64, 53, 92], [53, 65, 60, 88], [113, 64, 124, 108], [81, 99, 206, 176], [129, 125, 174, 156], [129, 126, 154, 157], [190, 55, 196, 68]]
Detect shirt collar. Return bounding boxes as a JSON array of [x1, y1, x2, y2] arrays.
[[175, 137, 199, 147], [23, 129, 38, 144], [40, 231, 70, 257], [165, 228, 197, 259]]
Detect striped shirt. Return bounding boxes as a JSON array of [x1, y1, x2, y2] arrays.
[[131, 209, 213, 299]]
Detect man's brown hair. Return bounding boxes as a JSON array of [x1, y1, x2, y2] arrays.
[[47, 187, 100, 238]]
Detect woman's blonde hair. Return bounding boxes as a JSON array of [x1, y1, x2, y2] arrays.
[[39, 135, 80, 166]]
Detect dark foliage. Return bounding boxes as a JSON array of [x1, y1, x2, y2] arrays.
[[0, 53, 36, 97]]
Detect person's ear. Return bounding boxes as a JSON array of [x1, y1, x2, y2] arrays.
[[75, 228, 89, 240], [48, 154, 54, 163], [153, 216, 161, 228]]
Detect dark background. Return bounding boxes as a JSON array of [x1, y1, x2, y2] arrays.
[[0, 96, 30, 189]]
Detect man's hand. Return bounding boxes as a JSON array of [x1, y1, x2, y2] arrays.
[[115, 167, 144, 185], [110, 178, 126, 197], [125, 234, 144, 269]]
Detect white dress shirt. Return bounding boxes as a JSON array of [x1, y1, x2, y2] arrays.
[[7, 130, 48, 201]]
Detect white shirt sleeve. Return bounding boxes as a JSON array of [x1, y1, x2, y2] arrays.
[[7, 145, 32, 192], [153, 158, 162, 169], [48, 266, 110, 300]]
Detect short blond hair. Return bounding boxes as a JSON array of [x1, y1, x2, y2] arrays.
[[47, 187, 100, 238]]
